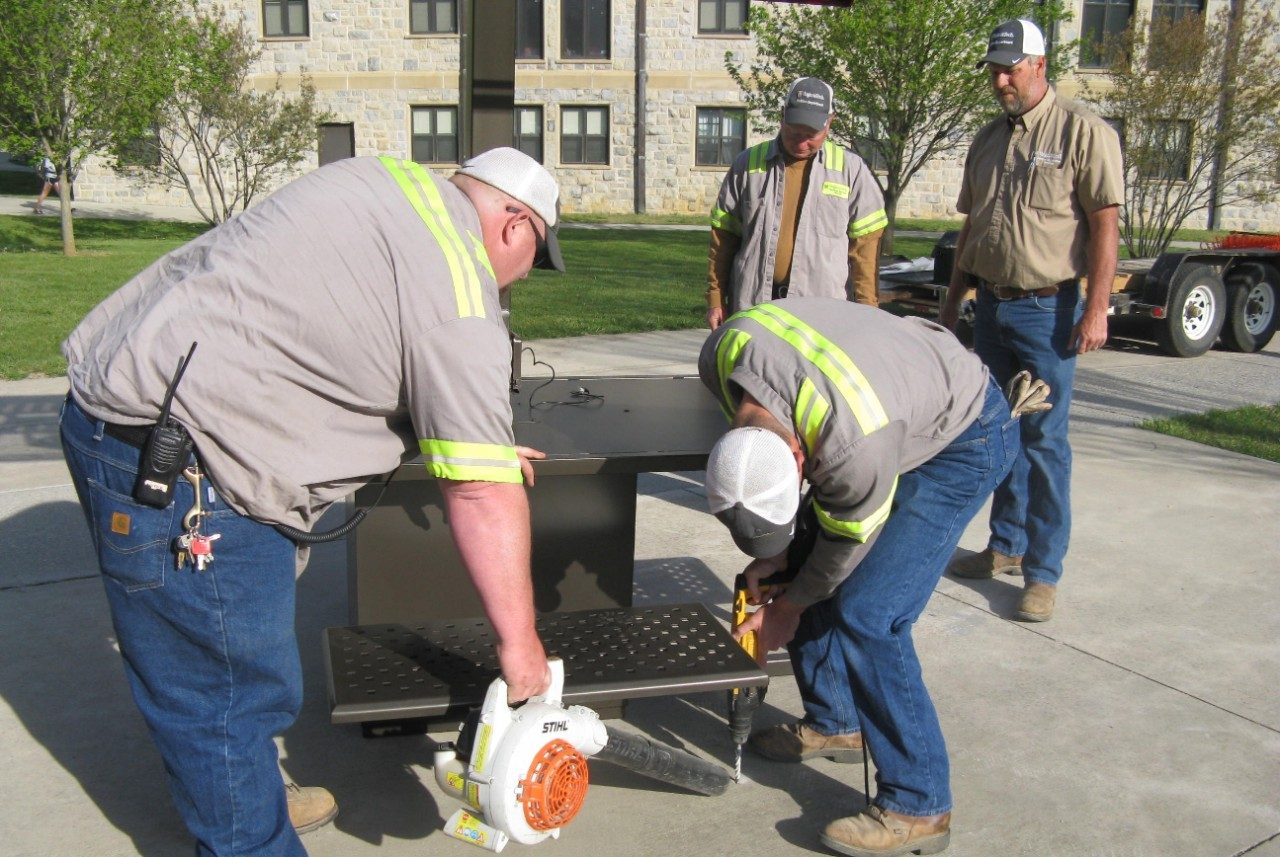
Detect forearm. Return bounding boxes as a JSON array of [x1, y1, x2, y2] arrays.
[[1084, 205, 1120, 316], [847, 229, 883, 307], [942, 218, 973, 315], [708, 227, 740, 310]]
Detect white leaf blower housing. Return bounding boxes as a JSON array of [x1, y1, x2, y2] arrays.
[[434, 658, 609, 852]]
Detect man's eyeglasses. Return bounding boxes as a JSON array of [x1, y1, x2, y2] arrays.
[[507, 206, 550, 269]]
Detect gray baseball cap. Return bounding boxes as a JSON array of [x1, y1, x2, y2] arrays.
[[782, 77, 835, 130]]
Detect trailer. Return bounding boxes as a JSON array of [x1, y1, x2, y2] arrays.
[[878, 232, 1279, 357]]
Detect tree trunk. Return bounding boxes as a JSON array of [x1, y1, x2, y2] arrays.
[[58, 170, 76, 256]]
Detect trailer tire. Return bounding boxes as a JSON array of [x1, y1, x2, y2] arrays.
[[1156, 263, 1226, 357], [1220, 264, 1278, 353]]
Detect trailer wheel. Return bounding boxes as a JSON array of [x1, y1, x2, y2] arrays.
[[1156, 263, 1226, 357], [1220, 264, 1278, 353]]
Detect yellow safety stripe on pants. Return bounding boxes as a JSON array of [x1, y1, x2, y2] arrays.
[[710, 207, 742, 235], [379, 156, 484, 319], [823, 140, 844, 172], [740, 304, 889, 436], [848, 208, 889, 239], [467, 231, 496, 279], [747, 141, 770, 174], [794, 378, 830, 455], [714, 328, 753, 420], [813, 476, 898, 542], [419, 439, 522, 483]]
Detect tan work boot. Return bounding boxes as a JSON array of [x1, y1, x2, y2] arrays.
[[286, 782, 338, 834], [1016, 582, 1056, 622], [748, 721, 864, 763], [821, 805, 951, 857], [948, 548, 1022, 579]]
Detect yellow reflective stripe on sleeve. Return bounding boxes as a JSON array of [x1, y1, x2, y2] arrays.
[[467, 230, 495, 279], [823, 140, 844, 172], [747, 141, 769, 174], [419, 439, 522, 483], [379, 156, 483, 319], [714, 328, 753, 420], [821, 181, 850, 199], [403, 159, 486, 317], [794, 378, 830, 454], [742, 304, 889, 435], [710, 207, 742, 235], [813, 476, 897, 541], [848, 208, 889, 238]]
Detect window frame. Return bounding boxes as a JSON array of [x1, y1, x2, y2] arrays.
[[851, 115, 889, 173], [263, 0, 309, 38], [409, 0, 458, 35], [698, 0, 748, 35], [1079, 0, 1133, 69], [561, 0, 610, 60], [1151, 0, 1205, 25], [516, 0, 545, 59], [1136, 119, 1192, 182], [560, 105, 610, 166], [410, 105, 460, 165], [695, 107, 747, 167], [515, 105, 545, 164]]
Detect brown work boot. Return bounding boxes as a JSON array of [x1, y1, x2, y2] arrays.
[[286, 782, 338, 834], [749, 721, 864, 763], [1016, 582, 1056, 622], [948, 548, 1022, 579], [821, 805, 951, 857]]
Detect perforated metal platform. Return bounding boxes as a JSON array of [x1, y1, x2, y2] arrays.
[[326, 603, 768, 724]]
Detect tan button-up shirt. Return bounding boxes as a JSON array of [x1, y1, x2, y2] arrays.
[[957, 87, 1123, 289]]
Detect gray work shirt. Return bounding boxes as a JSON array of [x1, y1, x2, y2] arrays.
[[699, 298, 989, 607], [63, 156, 519, 530]]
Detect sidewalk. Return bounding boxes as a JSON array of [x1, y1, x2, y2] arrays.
[[1, 332, 1277, 857]]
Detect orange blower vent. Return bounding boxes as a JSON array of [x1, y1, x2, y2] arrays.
[[520, 740, 590, 831]]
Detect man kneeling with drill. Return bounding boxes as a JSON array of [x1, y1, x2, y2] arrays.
[[699, 298, 1045, 856]]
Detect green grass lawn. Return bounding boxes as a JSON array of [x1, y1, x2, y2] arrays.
[[1141, 405, 1280, 464], [0, 212, 935, 379]]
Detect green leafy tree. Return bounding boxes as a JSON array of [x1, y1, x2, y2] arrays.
[[1079, 4, 1280, 258], [113, 6, 328, 225], [0, 0, 184, 254], [727, 0, 1070, 253]]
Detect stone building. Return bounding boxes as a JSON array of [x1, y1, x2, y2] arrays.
[[74, 0, 1278, 232]]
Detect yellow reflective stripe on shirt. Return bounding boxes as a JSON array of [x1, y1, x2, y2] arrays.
[[710, 207, 742, 235], [403, 159, 486, 317], [378, 156, 483, 319], [823, 141, 844, 172], [849, 208, 889, 238], [794, 378, 830, 454], [714, 328, 753, 420], [813, 476, 898, 542], [747, 141, 770, 174], [419, 439, 522, 483], [467, 230, 495, 279], [741, 304, 889, 435]]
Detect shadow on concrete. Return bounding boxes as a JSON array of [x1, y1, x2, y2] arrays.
[[939, 548, 1025, 618], [0, 393, 64, 462]]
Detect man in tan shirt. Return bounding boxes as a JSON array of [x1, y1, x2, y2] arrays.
[[940, 19, 1123, 622], [706, 77, 887, 329]]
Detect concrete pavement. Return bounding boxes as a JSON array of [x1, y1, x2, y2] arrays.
[[1, 328, 1278, 857]]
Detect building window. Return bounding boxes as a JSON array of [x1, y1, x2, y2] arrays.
[[562, 0, 609, 60], [515, 106, 544, 163], [699, 0, 748, 34], [852, 116, 889, 173], [1137, 120, 1191, 181], [117, 128, 162, 168], [695, 108, 746, 167], [411, 106, 459, 164], [1080, 0, 1132, 68], [1152, 0, 1204, 24], [517, 0, 544, 59], [410, 0, 457, 34], [264, 0, 308, 37], [1030, 0, 1056, 59], [561, 106, 608, 165]]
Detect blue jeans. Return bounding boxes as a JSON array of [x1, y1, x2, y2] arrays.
[[60, 397, 306, 857], [789, 380, 1019, 815], [972, 284, 1082, 586]]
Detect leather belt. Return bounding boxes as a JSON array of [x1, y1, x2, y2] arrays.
[[980, 279, 1074, 300], [103, 421, 153, 449]]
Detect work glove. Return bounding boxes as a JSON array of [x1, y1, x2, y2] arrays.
[[1005, 370, 1053, 419]]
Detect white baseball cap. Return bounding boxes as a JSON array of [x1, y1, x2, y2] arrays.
[[705, 427, 801, 558], [978, 19, 1046, 69], [457, 147, 564, 272]]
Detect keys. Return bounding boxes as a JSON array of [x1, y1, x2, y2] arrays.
[[189, 533, 221, 571], [173, 466, 221, 571]]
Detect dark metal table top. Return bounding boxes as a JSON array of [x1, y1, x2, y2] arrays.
[[326, 603, 767, 724]]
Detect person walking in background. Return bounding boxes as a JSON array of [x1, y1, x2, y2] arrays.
[[34, 157, 60, 214], [705, 77, 887, 330], [940, 19, 1123, 622]]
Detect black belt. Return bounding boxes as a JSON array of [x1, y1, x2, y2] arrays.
[[103, 421, 154, 449], [980, 278, 1077, 300]]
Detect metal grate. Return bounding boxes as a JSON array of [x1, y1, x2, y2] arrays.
[[326, 603, 768, 724]]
